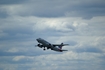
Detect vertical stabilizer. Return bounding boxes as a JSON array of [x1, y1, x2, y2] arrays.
[[58, 43, 63, 49]]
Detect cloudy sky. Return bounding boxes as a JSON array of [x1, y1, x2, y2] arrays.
[[0, 0, 105, 70]]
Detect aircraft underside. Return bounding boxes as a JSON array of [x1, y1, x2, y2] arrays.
[[36, 38, 68, 52]]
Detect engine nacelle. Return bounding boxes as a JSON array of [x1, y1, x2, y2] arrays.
[[37, 44, 43, 48], [48, 44, 53, 49]]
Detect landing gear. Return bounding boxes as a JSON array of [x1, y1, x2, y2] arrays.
[[43, 47, 46, 50], [47, 47, 50, 49], [43, 48, 46, 50]]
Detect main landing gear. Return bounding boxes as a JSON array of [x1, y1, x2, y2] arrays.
[[43, 47, 50, 50], [43, 47, 46, 50]]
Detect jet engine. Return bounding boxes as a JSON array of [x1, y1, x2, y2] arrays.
[[37, 44, 43, 48]]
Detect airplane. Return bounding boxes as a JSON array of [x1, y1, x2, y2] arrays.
[[35, 38, 69, 52]]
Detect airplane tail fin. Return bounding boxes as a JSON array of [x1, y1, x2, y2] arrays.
[[58, 43, 63, 49]]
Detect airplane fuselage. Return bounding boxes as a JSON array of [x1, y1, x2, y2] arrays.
[[36, 38, 68, 52], [36, 38, 53, 47]]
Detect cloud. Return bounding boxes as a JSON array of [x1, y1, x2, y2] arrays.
[[0, 0, 105, 70], [0, 0, 105, 18], [6, 48, 18, 53], [13, 56, 25, 61], [33, 18, 74, 32], [0, 0, 27, 4], [75, 46, 102, 53]]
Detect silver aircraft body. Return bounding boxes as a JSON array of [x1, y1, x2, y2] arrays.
[[36, 38, 69, 52]]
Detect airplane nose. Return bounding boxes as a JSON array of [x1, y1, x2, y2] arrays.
[[36, 39, 38, 41], [36, 38, 40, 42], [36, 38, 41, 42]]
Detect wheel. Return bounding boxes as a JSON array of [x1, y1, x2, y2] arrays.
[[43, 48, 46, 50], [47, 47, 50, 49]]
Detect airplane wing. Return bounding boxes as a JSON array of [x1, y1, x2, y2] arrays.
[[52, 44, 69, 46]]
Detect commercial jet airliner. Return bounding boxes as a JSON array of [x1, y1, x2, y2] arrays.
[[35, 38, 69, 52]]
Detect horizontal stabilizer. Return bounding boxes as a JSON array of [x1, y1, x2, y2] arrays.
[[61, 50, 68, 51], [53, 44, 69, 46]]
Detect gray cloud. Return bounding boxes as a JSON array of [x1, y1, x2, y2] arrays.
[[0, 10, 9, 18], [0, 0, 105, 19], [0, 0, 105, 70], [75, 46, 102, 53], [0, 0, 27, 4], [26, 0, 105, 19]]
